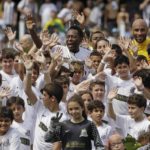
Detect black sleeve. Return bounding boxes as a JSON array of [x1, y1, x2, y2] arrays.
[[90, 122, 104, 149]]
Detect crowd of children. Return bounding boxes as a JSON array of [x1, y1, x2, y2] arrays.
[[0, 2, 150, 150]]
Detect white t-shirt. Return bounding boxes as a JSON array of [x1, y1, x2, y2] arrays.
[[116, 114, 150, 139], [0, 127, 20, 150], [106, 74, 135, 115], [11, 120, 32, 150], [33, 100, 67, 150], [97, 122, 113, 145]]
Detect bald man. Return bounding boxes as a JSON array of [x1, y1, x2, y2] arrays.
[[108, 133, 125, 150], [132, 19, 150, 62]]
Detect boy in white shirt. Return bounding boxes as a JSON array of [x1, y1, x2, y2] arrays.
[[6, 96, 32, 150], [24, 59, 67, 150], [108, 91, 150, 139], [88, 100, 113, 147], [0, 106, 20, 150]]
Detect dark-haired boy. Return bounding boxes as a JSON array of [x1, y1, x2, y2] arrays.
[[88, 100, 113, 146], [108, 92, 150, 139], [0, 106, 20, 149]]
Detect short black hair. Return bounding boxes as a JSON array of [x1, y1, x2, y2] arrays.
[[128, 94, 147, 109], [87, 100, 105, 112], [54, 75, 70, 86], [137, 55, 148, 64], [114, 55, 129, 67], [112, 44, 122, 56], [67, 26, 84, 39], [1, 48, 15, 60], [0, 106, 14, 122], [42, 82, 63, 104], [90, 51, 102, 58], [7, 96, 25, 108]]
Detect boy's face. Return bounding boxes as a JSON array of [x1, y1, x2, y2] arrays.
[[0, 117, 12, 135], [72, 70, 83, 85], [10, 104, 25, 122], [128, 104, 144, 120], [115, 63, 130, 79], [2, 58, 14, 74], [90, 55, 101, 70], [97, 40, 108, 55], [90, 108, 104, 125], [91, 84, 105, 100], [31, 69, 39, 84], [42, 91, 51, 108]]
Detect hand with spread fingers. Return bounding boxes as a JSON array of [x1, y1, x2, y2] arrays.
[[0, 87, 11, 99], [72, 9, 85, 26], [4, 27, 16, 42], [22, 54, 33, 71], [25, 13, 36, 30]]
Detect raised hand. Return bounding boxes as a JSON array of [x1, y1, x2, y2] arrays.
[[94, 72, 106, 82], [51, 47, 63, 65], [133, 76, 144, 91], [102, 48, 114, 63], [107, 88, 118, 100], [75, 80, 90, 93], [14, 42, 24, 54], [4, 27, 16, 42], [129, 43, 138, 57], [0, 86, 11, 99], [72, 10, 85, 26], [22, 54, 33, 71], [33, 51, 46, 64], [25, 13, 36, 30], [118, 37, 131, 51]]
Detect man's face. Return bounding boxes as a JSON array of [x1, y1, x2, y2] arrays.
[[66, 29, 81, 52], [132, 21, 147, 43], [2, 58, 14, 74]]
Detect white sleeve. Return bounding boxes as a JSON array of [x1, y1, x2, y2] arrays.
[[9, 131, 20, 150], [115, 115, 129, 137]]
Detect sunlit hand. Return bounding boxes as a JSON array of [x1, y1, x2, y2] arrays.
[[4, 27, 16, 42], [72, 10, 85, 25], [25, 13, 36, 30], [0, 87, 11, 99], [107, 88, 118, 100]]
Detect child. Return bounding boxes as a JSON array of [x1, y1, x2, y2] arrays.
[[108, 91, 150, 139], [88, 100, 113, 146], [0, 106, 20, 149], [108, 133, 125, 150], [80, 91, 93, 114], [89, 81, 105, 103], [90, 51, 102, 74], [45, 95, 104, 150], [6, 96, 32, 150]]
